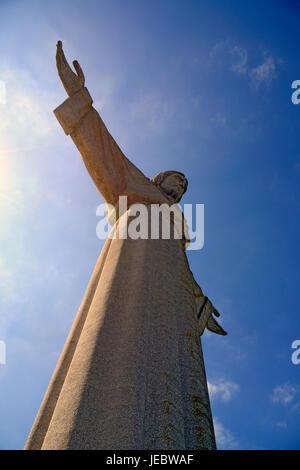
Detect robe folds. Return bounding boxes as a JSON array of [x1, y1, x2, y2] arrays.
[[24, 88, 216, 450]]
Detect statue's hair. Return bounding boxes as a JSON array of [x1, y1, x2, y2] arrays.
[[151, 170, 188, 195]]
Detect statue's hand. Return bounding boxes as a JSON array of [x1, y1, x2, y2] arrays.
[[56, 40, 85, 97]]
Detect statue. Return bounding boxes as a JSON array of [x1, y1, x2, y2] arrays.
[[24, 41, 226, 450]]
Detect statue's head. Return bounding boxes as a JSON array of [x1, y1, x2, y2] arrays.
[[151, 171, 188, 203]]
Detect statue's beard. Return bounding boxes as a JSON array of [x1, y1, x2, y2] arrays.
[[161, 187, 183, 203]]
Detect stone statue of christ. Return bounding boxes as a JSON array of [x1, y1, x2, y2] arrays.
[[25, 41, 226, 450]]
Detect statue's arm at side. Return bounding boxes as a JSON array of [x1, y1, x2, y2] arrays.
[[54, 87, 133, 206], [188, 264, 227, 337]]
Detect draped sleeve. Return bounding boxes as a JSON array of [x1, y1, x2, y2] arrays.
[[54, 87, 165, 209]]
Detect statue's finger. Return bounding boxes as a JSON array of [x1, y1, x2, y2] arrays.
[[56, 46, 77, 84], [73, 60, 85, 85], [56, 43, 64, 69], [57, 46, 69, 70], [56, 40, 63, 63]]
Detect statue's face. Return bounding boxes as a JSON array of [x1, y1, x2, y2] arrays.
[[160, 172, 187, 202]]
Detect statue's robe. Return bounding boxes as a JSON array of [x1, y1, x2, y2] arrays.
[[24, 88, 216, 450]]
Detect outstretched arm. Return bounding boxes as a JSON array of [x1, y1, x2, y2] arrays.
[[54, 41, 150, 207]]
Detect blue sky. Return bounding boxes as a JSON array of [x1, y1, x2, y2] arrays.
[[0, 0, 299, 450]]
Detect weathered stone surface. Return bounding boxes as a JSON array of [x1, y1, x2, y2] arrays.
[[24, 42, 222, 450]]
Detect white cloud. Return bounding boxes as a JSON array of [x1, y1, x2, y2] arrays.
[[210, 112, 227, 128], [250, 54, 277, 88], [128, 92, 177, 136], [213, 417, 238, 449], [209, 41, 279, 89], [0, 65, 57, 154], [208, 379, 240, 402], [276, 421, 288, 429], [230, 46, 248, 74], [208, 42, 224, 63], [92, 75, 117, 112], [271, 383, 299, 405], [0, 253, 16, 304]]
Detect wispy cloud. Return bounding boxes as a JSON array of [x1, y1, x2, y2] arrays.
[[271, 383, 299, 406], [128, 91, 178, 136], [230, 46, 248, 74], [276, 421, 288, 429], [0, 253, 15, 304], [210, 112, 227, 128], [91, 75, 117, 112], [209, 41, 279, 89], [0, 64, 57, 154], [209, 42, 223, 62], [208, 379, 240, 402], [213, 417, 238, 449], [250, 54, 277, 88]]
